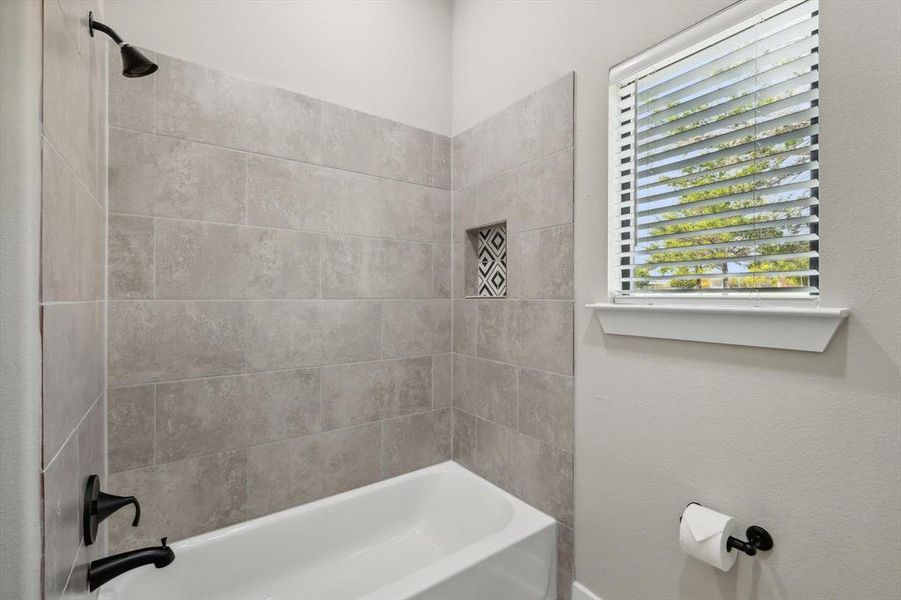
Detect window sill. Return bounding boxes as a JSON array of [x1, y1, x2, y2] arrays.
[[586, 302, 849, 352]]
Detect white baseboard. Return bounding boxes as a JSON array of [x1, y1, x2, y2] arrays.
[[572, 581, 602, 600]]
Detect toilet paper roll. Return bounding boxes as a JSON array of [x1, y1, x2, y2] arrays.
[[678, 504, 738, 572]]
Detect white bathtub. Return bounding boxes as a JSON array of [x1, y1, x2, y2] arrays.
[[99, 462, 557, 600]]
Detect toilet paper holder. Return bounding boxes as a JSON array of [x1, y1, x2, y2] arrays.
[[680, 502, 774, 557]]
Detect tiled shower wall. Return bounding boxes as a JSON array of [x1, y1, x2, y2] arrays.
[[105, 51, 453, 551], [451, 73, 575, 599], [41, 0, 109, 597]]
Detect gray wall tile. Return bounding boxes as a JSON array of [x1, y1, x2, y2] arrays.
[[156, 54, 321, 162], [382, 299, 451, 358], [246, 155, 382, 237], [155, 220, 320, 299], [557, 524, 575, 600], [41, 143, 104, 302], [380, 181, 451, 244], [383, 409, 451, 478], [321, 357, 432, 430], [245, 423, 381, 517], [108, 46, 156, 132], [104, 50, 461, 551], [321, 236, 432, 299], [432, 244, 452, 298], [451, 185, 478, 244], [43, 302, 104, 462], [246, 301, 320, 372], [43, 0, 99, 196], [507, 224, 574, 299], [321, 103, 433, 186], [109, 128, 245, 223], [518, 368, 574, 452], [450, 75, 574, 559], [453, 354, 518, 429], [108, 385, 155, 473], [44, 397, 105, 599], [452, 73, 573, 189], [109, 300, 247, 386], [432, 353, 452, 408], [475, 149, 574, 234], [452, 409, 478, 470], [156, 370, 320, 463], [452, 299, 477, 355], [320, 300, 382, 364], [107, 451, 248, 552], [472, 417, 573, 526], [244, 227, 320, 299], [109, 214, 154, 299], [432, 134, 452, 190], [42, 427, 80, 600], [477, 299, 573, 375]]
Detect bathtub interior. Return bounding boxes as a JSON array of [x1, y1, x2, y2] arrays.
[[100, 464, 541, 600]]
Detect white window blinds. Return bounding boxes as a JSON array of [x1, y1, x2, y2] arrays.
[[612, 0, 820, 298]]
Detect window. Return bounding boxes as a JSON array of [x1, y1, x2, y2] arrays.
[[610, 0, 820, 302]]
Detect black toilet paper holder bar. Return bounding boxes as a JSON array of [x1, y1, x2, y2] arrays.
[[680, 502, 774, 557]]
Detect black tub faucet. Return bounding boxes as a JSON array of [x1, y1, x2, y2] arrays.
[[88, 537, 175, 591]]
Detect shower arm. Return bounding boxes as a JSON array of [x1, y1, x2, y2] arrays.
[[88, 12, 125, 46]]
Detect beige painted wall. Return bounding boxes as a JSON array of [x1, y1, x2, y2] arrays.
[[453, 1, 901, 599], [103, 0, 452, 135]]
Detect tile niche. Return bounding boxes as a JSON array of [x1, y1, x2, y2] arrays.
[[468, 223, 507, 298]]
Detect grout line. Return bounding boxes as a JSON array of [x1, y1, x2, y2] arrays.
[[108, 209, 450, 246], [40, 299, 106, 307], [150, 384, 157, 466], [151, 217, 157, 300], [453, 405, 573, 457], [108, 352, 443, 389], [452, 352, 574, 379], [41, 133, 103, 212], [43, 390, 104, 473], [451, 145, 574, 194], [109, 125, 452, 193]]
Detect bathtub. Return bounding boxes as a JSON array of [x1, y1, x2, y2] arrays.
[[99, 461, 557, 600]]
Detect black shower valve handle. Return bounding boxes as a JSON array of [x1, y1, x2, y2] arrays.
[[97, 491, 142, 527], [83, 474, 142, 545]]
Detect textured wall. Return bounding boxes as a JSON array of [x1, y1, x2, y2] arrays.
[[450, 73, 575, 600], [453, 2, 901, 599], [105, 51, 453, 552], [40, 0, 109, 597]]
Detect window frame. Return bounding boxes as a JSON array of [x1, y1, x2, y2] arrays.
[[607, 0, 820, 307]]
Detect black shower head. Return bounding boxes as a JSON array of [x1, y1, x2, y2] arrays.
[[88, 11, 158, 78], [119, 45, 158, 78]]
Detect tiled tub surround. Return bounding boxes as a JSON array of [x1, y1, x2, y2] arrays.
[[41, 0, 109, 598], [106, 51, 453, 551], [451, 73, 575, 599]]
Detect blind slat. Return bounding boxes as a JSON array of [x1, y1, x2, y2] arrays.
[[635, 250, 817, 271], [639, 214, 818, 244], [638, 45, 819, 127], [638, 33, 818, 115], [638, 106, 817, 166], [637, 196, 818, 232], [631, 233, 818, 256], [637, 124, 817, 178], [625, 269, 818, 283], [637, 88, 818, 152]]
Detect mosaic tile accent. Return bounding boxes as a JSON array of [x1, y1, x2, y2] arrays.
[[477, 224, 507, 297]]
